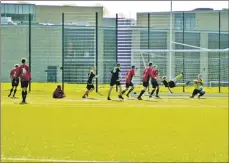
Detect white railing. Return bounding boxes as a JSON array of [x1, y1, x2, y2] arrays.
[[209, 81, 229, 87]]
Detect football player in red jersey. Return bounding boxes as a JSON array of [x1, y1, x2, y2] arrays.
[[16, 58, 31, 104], [53, 85, 65, 98], [8, 64, 20, 97], [137, 62, 154, 100], [149, 65, 160, 98], [122, 65, 137, 98]]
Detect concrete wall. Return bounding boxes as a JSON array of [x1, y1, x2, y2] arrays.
[[35, 5, 103, 26], [195, 11, 229, 31], [137, 13, 174, 29], [1, 26, 29, 82], [31, 26, 62, 82], [1, 25, 62, 82], [1, 24, 104, 83], [137, 10, 229, 32]]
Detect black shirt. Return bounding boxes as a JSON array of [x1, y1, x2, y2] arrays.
[[87, 70, 95, 85], [163, 79, 175, 88], [111, 67, 120, 81]]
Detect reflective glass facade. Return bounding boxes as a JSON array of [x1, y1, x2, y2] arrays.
[[0, 3, 35, 21]]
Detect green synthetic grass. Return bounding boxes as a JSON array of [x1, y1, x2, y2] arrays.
[[1, 83, 228, 162]]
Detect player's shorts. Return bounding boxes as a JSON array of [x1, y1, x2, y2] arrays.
[[151, 80, 159, 88], [126, 82, 134, 88], [110, 80, 121, 87], [143, 82, 149, 88], [12, 78, 19, 87], [21, 81, 29, 88], [169, 81, 176, 88], [86, 84, 94, 90]]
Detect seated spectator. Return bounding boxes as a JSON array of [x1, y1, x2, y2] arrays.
[[53, 85, 65, 98]]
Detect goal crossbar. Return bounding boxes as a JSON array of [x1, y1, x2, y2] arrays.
[[132, 49, 229, 53]]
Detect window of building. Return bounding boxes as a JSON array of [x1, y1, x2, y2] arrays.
[[1, 3, 35, 22], [175, 13, 196, 31], [18, 5, 23, 14]]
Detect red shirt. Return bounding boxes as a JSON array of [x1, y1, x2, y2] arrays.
[[53, 88, 64, 98], [16, 64, 31, 81], [125, 69, 135, 84], [151, 69, 159, 80], [10, 68, 18, 80], [142, 67, 154, 82]]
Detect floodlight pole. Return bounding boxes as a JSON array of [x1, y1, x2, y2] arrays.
[[169, 0, 173, 80]]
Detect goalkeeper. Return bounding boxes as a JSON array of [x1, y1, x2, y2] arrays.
[[161, 72, 190, 93], [190, 74, 205, 99], [82, 66, 99, 98]]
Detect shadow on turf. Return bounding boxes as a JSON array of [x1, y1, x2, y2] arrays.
[[111, 99, 124, 102], [86, 98, 99, 100], [10, 97, 19, 99]]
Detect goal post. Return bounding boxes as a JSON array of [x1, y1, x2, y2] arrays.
[[131, 48, 229, 91]]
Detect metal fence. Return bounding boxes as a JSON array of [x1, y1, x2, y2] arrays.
[[1, 10, 228, 92]]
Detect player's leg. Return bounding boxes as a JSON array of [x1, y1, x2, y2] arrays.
[[175, 83, 186, 87], [8, 87, 14, 97], [21, 81, 29, 103], [87, 85, 95, 97], [138, 82, 148, 100], [13, 86, 18, 97], [23, 81, 29, 102], [149, 81, 157, 98], [8, 79, 15, 97], [122, 84, 129, 95], [117, 82, 124, 99], [190, 89, 200, 98], [172, 72, 184, 84], [12, 79, 19, 97], [82, 85, 91, 98], [108, 82, 114, 100], [126, 82, 134, 97], [198, 90, 205, 99]]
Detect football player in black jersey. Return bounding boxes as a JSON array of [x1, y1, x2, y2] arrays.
[[107, 63, 124, 100], [82, 66, 99, 98], [161, 72, 190, 93]]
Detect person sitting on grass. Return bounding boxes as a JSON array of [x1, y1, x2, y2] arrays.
[[53, 85, 65, 98], [190, 74, 205, 99], [161, 72, 190, 93]]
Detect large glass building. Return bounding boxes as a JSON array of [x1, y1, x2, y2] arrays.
[[0, 3, 36, 21]]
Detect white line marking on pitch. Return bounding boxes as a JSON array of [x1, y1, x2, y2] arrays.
[[1, 157, 120, 162]]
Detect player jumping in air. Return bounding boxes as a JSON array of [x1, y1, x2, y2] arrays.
[[190, 74, 205, 99], [16, 58, 31, 104], [82, 66, 99, 98], [107, 63, 124, 100], [149, 65, 160, 98], [8, 64, 20, 97], [53, 85, 65, 98], [137, 62, 154, 100], [122, 65, 138, 98], [161, 72, 190, 93]]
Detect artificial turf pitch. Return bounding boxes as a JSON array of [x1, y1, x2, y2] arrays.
[[1, 83, 228, 162]]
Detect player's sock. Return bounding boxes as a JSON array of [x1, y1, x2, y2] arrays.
[[127, 88, 134, 96], [13, 89, 17, 97], [8, 88, 13, 97], [175, 73, 183, 80], [156, 88, 159, 96], [122, 90, 126, 95], [138, 90, 145, 98], [150, 89, 155, 96], [22, 91, 25, 102], [24, 91, 27, 101]]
